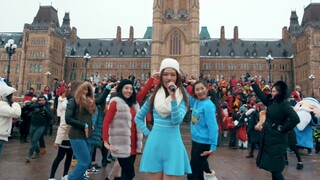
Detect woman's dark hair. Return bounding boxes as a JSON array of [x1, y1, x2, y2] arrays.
[[117, 79, 137, 107], [192, 81, 208, 98], [6, 93, 13, 107], [210, 89, 223, 126], [272, 81, 289, 102], [149, 69, 189, 111]]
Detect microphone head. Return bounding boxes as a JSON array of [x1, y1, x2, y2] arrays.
[[169, 85, 176, 92]]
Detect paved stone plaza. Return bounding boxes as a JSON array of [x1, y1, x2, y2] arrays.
[[0, 124, 319, 180]]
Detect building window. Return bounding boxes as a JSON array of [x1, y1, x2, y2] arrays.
[[252, 51, 257, 57], [170, 30, 181, 55], [207, 49, 212, 56], [39, 64, 43, 73], [29, 64, 34, 73], [16, 65, 20, 73], [230, 50, 235, 56], [34, 64, 39, 73], [245, 49, 250, 56], [81, 72, 85, 81], [27, 81, 32, 90], [69, 73, 73, 81], [36, 81, 42, 90], [215, 49, 220, 56], [40, 52, 45, 59]]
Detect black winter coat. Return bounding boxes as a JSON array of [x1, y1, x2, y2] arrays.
[[252, 83, 300, 172], [246, 109, 261, 143]]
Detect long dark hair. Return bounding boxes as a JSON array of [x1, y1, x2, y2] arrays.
[[6, 93, 13, 107], [149, 69, 189, 111]]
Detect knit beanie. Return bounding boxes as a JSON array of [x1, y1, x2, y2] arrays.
[[159, 58, 180, 73], [116, 79, 133, 93]]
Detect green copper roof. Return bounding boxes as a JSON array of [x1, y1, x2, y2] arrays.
[[200, 26, 211, 40], [143, 26, 152, 39]]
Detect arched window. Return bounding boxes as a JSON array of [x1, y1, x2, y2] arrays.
[[16, 65, 20, 73], [34, 64, 39, 73], [170, 30, 181, 55], [29, 64, 34, 73], [36, 80, 42, 90], [27, 80, 32, 90], [69, 73, 73, 81], [39, 64, 43, 73]]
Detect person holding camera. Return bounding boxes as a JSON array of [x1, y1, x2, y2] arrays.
[[26, 95, 53, 162]]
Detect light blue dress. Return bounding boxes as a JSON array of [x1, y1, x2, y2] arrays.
[[135, 98, 191, 176]]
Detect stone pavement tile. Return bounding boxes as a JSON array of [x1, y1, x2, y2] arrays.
[[0, 125, 319, 180]]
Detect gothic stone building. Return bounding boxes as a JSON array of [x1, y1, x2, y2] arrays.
[[0, 1, 320, 98]]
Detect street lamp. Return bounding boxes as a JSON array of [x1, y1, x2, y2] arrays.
[[308, 74, 315, 97], [4, 39, 17, 86], [83, 53, 91, 81], [265, 54, 274, 85], [45, 71, 51, 86]]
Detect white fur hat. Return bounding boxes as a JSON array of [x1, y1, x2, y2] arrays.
[[159, 58, 180, 73]]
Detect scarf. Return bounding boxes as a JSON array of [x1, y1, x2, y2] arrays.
[[154, 87, 183, 118]]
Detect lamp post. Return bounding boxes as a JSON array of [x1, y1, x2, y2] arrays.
[[265, 54, 274, 85], [308, 74, 315, 97], [4, 39, 17, 86], [45, 71, 51, 86], [83, 53, 91, 81]]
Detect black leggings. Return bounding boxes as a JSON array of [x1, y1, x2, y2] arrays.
[[271, 171, 284, 180], [117, 155, 136, 180], [187, 141, 211, 180], [49, 146, 73, 178], [285, 145, 301, 162]]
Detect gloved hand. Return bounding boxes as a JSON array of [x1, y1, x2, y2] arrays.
[[234, 120, 239, 126], [310, 111, 315, 118], [310, 111, 318, 124], [248, 77, 255, 84]]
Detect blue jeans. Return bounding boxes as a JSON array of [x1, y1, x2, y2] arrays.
[[28, 125, 45, 157], [69, 138, 92, 180]]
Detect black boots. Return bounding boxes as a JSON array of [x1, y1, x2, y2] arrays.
[[297, 162, 304, 170]]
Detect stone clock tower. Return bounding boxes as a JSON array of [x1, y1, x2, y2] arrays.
[[151, 0, 200, 77]]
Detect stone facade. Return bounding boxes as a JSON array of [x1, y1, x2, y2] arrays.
[[0, 1, 320, 98]]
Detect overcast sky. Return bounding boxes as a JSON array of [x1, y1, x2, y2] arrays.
[[0, 0, 318, 39]]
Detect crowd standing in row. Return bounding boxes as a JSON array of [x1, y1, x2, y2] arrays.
[[0, 57, 319, 180]]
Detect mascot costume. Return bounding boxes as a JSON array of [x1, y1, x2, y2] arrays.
[[294, 97, 320, 153]]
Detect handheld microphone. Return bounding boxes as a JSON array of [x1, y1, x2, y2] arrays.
[[169, 85, 176, 92]]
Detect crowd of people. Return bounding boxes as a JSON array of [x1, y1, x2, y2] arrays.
[[0, 57, 320, 180]]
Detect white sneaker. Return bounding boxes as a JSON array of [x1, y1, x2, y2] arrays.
[[204, 170, 218, 180], [61, 175, 68, 180], [48, 178, 56, 180], [84, 171, 90, 179]]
